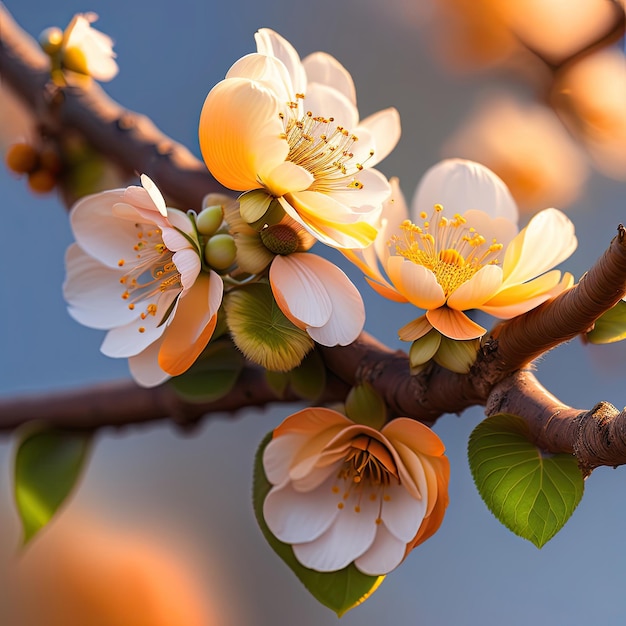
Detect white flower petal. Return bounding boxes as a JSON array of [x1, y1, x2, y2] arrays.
[[64, 244, 139, 330], [304, 82, 359, 129], [292, 254, 364, 346], [292, 485, 380, 572], [172, 249, 201, 291], [380, 481, 427, 542], [263, 476, 341, 544], [302, 52, 356, 104], [263, 432, 310, 486], [128, 337, 171, 388], [100, 290, 177, 358], [412, 159, 518, 223], [447, 264, 503, 310], [359, 108, 401, 167], [326, 167, 391, 212], [140, 174, 167, 216], [355, 522, 408, 575], [70, 189, 141, 268], [254, 28, 306, 97], [269, 254, 333, 328]]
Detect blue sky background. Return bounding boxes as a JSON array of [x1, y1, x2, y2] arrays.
[[2, 1, 626, 624]]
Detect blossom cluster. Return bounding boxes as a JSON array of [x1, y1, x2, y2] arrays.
[[57, 26, 579, 584]]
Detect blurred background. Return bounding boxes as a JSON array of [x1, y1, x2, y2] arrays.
[[1, 0, 626, 624]]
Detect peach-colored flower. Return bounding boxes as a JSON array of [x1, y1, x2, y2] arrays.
[[199, 28, 400, 250], [263, 408, 449, 575], [64, 175, 223, 386], [345, 159, 577, 341]]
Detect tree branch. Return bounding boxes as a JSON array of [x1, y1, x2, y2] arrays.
[[3, 5, 626, 472]]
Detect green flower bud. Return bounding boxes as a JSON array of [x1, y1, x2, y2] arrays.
[[409, 329, 442, 369], [260, 224, 300, 255], [433, 336, 480, 374], [204, 234, 236, 270], [39, 27, 64, 55], [196, 204, 224, 236]]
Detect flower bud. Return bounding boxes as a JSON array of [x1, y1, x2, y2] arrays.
[[38, 27, 63, 55], [409, 329, 442, 369], [28, 169, 57, 194], [196, 204, 224, 236], [204, 234, 236, 270], [433, 336, 480, 374], [259, 224, 300, 255], [5, 143, 38, 174]]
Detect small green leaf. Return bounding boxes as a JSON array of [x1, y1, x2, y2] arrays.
[[253, 433, 384, 615], [169, 339, 244, 402], [225, 283, 313, 372], [468, 414, 584, 548], [344, 383, 387, 429], [587, 300, 626, 344], [14, 427, 92, 545], [265, 370, 290, 398]]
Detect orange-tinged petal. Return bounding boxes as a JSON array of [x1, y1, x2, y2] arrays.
[[426, 307, 486, 340], [365, 277, 408, 303], [273, 407, 353, 438], [382, 418, 446, 458], [158, 272, 222, 376], [398, 316, 433, 341], [263, 161, 314, 196], [386, 256, 446, 309], [199, 78, 288, 191]]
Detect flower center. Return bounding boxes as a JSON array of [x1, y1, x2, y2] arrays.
[[117, 224, 182, 330], [331, 435, 399, 518], [279, 105, 373, 193], [393, 205, 504, 297]]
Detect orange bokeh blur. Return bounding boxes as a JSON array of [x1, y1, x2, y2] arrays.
[[7, 515, 217, 626], [443, 94, 588, 212]]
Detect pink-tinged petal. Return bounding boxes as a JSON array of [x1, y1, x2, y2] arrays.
[[161, 208, 197, 250], [128, 337, 171, 388], [269, 254, 332, 328], [70, 189, 142, 268], [254, 29, 306, 96], [412, 159, 518, 223], [481, 271, 572, 318], [304, 82, 359, 129], [263, 432, 311, 486], [359, 108, 401, 167], [447, 264, 502, 310], [380, 481, 427, 542], [302, 52, 356, 104], [500, 208, 577, 287], [398, 316, 433, 341], [100, 290, 177, 357], [326, 168, 392, 212], [122, 185, 159, 214], [355, 522, 408, 575], [64, 244, 139, 330], [280, 193, 378, 249], [158, 272, 222, 376], [263, 161, 314, 196], [293, 255, 364, 346], [386, 256, 446, 309], [426, 307, 486, 340], [139, 174, 167, 216], [263, 476, 341, 544], [172, 248, 201, 291], [199, 78, 288, 191], [292, 486, 379, 572], [226, 53, 293, 106]]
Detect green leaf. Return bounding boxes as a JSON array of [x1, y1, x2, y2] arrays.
[[265, 370, 290, 398], [587, 300, 626, 344], [225, 283, 313, 372], [344, 383, 387, 429], [169, 339, 244, 402], [14, 427, 92, 545], [253, 433, 384, 615], [468, 414, 584, 548]]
